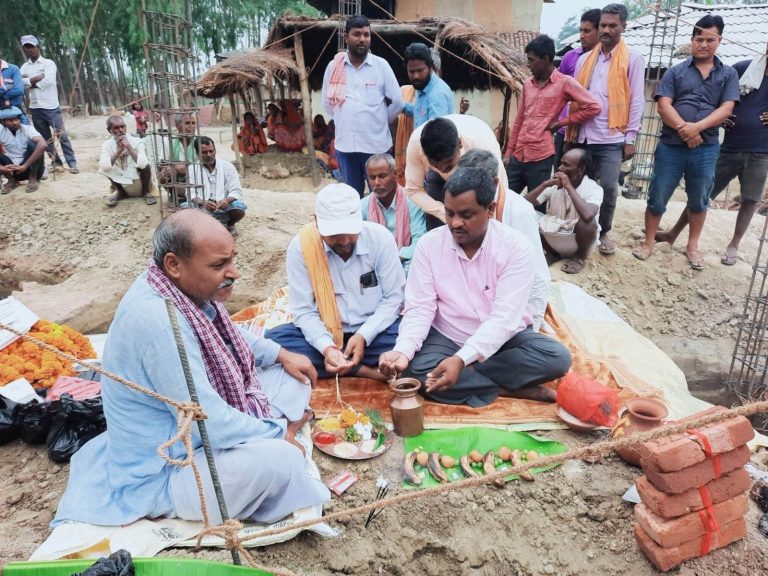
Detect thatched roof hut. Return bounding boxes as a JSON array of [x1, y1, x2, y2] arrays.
[[265, 15, 531, 94], [195, 48, 299, 99]]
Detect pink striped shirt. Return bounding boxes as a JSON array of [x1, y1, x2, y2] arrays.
[[394, 220, 534, 365]]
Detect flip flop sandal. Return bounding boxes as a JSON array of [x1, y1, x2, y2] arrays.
[[561, 257, 586, 274], [599, 238, 616, 255], [1, 181, 19, 194], [686, 251, 705, 271], [144, 196, 158, 205], [105, 193, 122, 207], [25, 181, 39, 193], [721, 252, 737, 266]]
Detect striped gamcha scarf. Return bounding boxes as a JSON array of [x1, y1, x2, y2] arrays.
[[146, 261, 271, 418]]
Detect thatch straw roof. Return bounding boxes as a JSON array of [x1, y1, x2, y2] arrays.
[[195, 48, 299, 99], [266, 16, 530, 93]]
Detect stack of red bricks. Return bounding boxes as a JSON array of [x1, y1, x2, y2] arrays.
[[632, 407, 755, 572]]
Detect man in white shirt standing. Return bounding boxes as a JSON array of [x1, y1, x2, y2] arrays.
[[99, 115, 155, 207], [19, 34, 79, 174], [322, 15, 403, 197], [0, 106, 47, 193], [186, 136, 247, 236]]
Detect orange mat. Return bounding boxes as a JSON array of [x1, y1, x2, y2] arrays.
[[309, 305, 634, 426]]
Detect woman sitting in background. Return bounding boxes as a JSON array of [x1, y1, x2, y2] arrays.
[[273, 101, 306, 153], [237, 111, 268, 155]]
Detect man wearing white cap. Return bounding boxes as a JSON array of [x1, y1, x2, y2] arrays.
[[0, 106, 47, 193], [267, 183, 405, 381], [19, 35, 79, 174]]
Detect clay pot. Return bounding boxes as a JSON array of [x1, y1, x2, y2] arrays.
[[611, 397, 668, 466], [389, 378, 424, 437]]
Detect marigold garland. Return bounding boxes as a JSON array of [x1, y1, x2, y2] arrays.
[[0, 320, 95, 388]]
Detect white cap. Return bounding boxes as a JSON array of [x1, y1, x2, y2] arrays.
[[315, 183, 362, 236], [20, 35, 39, 46]]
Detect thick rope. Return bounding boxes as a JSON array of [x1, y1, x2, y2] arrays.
[[3, 320, 767, 555]]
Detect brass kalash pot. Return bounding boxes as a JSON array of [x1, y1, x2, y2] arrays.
[[389, 378, 424, 437]]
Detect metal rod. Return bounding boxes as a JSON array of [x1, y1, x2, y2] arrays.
[[165, 299, 241, 566]]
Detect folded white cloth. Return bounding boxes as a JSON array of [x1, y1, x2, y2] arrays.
[[739, 55, 767, 96]]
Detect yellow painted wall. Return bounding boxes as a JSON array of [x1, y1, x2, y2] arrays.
[[396, 0, 543, 33]]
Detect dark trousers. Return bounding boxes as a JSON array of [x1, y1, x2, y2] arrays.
[[336, 151, 373, 198], [584, 142, 623, 235], [405, 327, 572, 407], [506, 154, 555, 195], [0, 142, 45, 181], [553, 132, 566, 172], [30, 107, 77, 167], [266, 319, 400, 378], [424, 169, 447, 230]]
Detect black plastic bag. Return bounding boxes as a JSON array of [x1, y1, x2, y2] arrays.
[[14, 400, 56, 444], [0, 396, 19, 445], [75, 549, 134, 576], [46, 393, 106, 463]]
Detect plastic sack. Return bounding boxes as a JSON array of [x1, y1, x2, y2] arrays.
[[14, 400, 56, 444], [46, 393, 106, 463], [0, 396, 19, 445], [75, 549, 134, 576], [556, 372, 620, 427]]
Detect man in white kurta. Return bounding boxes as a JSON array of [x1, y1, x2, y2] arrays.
[[98, 115, 154, 206]]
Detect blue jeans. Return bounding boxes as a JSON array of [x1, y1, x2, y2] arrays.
[[585, 142, 624, 235], [30, 107, 77, 167], [336, 151, 373, 198], [647, 142, 719, 215], [266, 318, 400, 378]]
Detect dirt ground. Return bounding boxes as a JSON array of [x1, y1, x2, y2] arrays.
[[1, 115, 767, 574]]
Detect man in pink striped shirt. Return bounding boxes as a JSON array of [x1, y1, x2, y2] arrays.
[[379, 168, 571, 406]]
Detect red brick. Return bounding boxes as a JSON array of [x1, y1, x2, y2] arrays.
[[640, 410, 754, 473], [642, 444, 750, 494], [636, 467, 751, 518], [634, 492, 749, 547], [634, 517, 747, 572]]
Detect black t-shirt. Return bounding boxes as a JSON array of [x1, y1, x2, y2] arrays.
[[722, 60, 768, 154]]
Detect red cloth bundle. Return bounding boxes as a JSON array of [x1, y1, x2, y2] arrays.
[[556, 372, 620, 426]]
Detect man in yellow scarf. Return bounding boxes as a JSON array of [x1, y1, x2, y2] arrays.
[[569, 4, 645, 256], [267, 184, 405, 381]]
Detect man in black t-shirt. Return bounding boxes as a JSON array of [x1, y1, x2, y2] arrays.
[[655, 43, 768, 266]]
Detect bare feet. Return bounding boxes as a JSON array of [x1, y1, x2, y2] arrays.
[[632, 245, 653, 261], [500, 385, 557, 403], [654, 229, 677, 245]]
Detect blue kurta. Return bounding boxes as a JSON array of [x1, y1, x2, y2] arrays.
[[53, 273, 328, 527]]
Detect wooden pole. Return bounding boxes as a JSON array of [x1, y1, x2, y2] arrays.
[[293, 31, 322, 186], [229, 93, 243, 177], [499, 85, 513, 152]]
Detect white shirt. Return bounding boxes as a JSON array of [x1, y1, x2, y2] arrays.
[[322, 52, 404, 154], [501, 190, 551, 331], [405, 114, 509, 223], [286, 221, 405, 353], [20, 56, 60, 110], [0, 123, 41, 164], [538, 176, 604, 235], [188, 158, 243, 203], [98, 134, 149, 185]]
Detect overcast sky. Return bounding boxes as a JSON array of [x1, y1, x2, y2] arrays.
[[540, 0, 597, 38]]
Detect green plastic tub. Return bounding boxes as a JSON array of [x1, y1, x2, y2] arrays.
[[2, 558, 274, 576]]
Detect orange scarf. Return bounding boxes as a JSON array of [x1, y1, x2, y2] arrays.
[[298, 223, 343, 348], [326, 52, 348, 110], [395, 85, 416, 186], [367, 184, 412, 249], [568, 40, 631, 142], [495, 180, 506, 222]]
